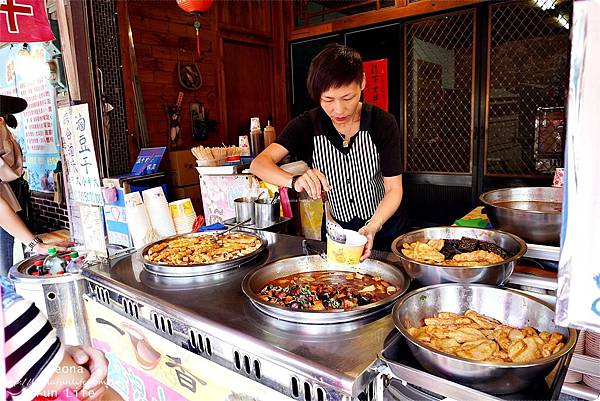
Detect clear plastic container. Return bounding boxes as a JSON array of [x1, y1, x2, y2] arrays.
[[43, 248, 65, 275], [66, 251, 85, 273]]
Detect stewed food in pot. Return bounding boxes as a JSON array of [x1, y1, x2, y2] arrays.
[[258, 271, 398, 311]]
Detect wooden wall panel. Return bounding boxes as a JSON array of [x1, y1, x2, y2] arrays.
[[217, 0, 273, 36], [121, 0, 290, 153], [126, 1, 221, 149], [222, 40, 274, 145]]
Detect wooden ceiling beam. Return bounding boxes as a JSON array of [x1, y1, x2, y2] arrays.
[[291, 0, 482, 40]]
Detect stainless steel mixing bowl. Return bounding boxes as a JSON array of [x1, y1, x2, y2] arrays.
[[392, 284, 577, 394], [391, 227, 527, 286], [480, 186, 563, 245]]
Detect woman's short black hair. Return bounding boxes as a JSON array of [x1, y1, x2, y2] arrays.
[[306, 43, 363, 102]]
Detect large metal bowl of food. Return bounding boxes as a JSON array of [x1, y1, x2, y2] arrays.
[[479, 186, 563, 245], [142, 231, 267, 277], [392, 284, 577, 394], [242, 255, 410, 324], [391, 227, 527, 286]]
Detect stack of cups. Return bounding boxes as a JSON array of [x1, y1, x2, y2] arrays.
[[124, 192, 157, 248], [583, 331, 600, 389], [142, 187, 176, 239], [169, 198, 197, 234], [565, 331, 586, 383]]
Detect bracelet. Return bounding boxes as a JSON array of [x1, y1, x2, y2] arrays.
[[290, 175, 301, 191], [26, 237, 43, 252], [365, 218, 383, 232]]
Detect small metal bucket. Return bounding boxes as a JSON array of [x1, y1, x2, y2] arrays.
[[234, 197, 256, 224], [255, 199, 280, 228]]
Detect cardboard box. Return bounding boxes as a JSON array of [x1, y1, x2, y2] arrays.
[[166, 150, 199, 187], [171, 184, 203, 216]]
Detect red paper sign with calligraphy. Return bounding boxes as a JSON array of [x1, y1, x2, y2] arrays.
[[363, 59, 389, 112], [0, 0, 55, 43]]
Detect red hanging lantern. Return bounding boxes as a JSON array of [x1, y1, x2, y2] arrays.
[[176, 0, 214, 58], [176, 0, 214, 15]]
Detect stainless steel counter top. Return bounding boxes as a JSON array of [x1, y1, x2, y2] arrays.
[[82, 232, 404, 399]]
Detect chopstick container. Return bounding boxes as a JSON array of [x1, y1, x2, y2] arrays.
[[255, 198, 280, 228]]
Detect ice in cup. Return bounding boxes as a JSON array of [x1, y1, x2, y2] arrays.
[[327, 229, 368, 265]]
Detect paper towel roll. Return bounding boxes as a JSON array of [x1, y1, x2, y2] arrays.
[[143, 187, 176, 238], [124, 192, 157, 248]]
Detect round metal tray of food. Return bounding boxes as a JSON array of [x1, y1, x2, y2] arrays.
[[141, 231, 267, 277], [242, 255, 410, 324]]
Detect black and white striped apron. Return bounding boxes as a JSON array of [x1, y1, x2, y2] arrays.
[[312, 124, 408, 252]]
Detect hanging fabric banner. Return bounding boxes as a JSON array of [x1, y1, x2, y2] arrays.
[[0, 0, 55, 43]]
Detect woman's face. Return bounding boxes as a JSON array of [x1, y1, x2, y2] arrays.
[[320, 78, 365, 125]]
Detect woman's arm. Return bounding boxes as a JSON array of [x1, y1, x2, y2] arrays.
[[250, 143, 294, 188], [0, 196, 66, 254], [358, 175, 403, 260], [0, 194, 36, 243]]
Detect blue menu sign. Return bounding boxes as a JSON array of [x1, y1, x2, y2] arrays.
[[131, 147, 166, 176]]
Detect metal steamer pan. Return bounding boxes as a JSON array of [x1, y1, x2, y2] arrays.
[[391, 226, 527, 286], [392, 284, 577, 394], [141, 231, 267, 277], [242, 254, 410, 324], [480, 186, 563, 245]]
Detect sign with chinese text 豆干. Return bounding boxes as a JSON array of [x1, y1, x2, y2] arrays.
[[57, 104, 104, 206], [83, 297, 294, 401], [363, 59, 389, 112], [0, 43, 62, 193]]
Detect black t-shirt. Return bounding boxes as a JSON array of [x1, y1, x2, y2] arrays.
[[276, 104, 406, 230], [276, 104, 403, 177]]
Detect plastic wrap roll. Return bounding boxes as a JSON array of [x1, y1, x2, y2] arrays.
[[124, 192, 157, 248], [142, 187, 176, 238]]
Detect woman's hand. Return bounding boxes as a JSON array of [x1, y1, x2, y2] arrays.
[[293, 168, 331, 199], [65, 345, 109, 401], [358, 219, 382, 261], [33, 241, 71, 255]]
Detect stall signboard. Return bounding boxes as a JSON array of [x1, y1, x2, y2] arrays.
[[83, 297, 294, 401], [57, 104, 104, 206], [363, 59, 388, 112], [0, 43, 62, 193]]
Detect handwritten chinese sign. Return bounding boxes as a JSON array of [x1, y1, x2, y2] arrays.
[[57, 104, 103, 206], [363, 59, 389, 112], [79, 204, 108, 257], [0, 43, 62, 192]]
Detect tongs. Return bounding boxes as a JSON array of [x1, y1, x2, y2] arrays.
[[321, 191, 346, 244], [212, 218, 251, 242]]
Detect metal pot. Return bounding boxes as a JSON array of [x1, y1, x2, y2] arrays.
[[392, 284, 577, 394], [479, 187, 563, 245], [234, 196, 256, 224], [242, 255, 410, 324], [254, 198, 280, 228], [391, 227, 527, 286], [9, 256, 90, 345]]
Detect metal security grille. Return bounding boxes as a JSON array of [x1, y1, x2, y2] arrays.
[[485, 0, 570, 176], [404, 12, 475, 174]]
